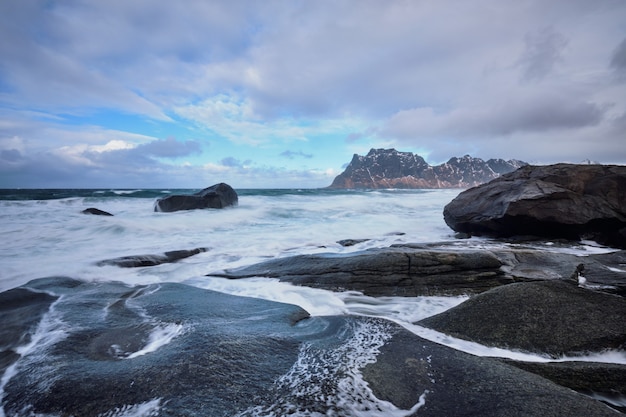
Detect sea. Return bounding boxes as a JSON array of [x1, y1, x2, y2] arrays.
[[1, 188, 624, 416]]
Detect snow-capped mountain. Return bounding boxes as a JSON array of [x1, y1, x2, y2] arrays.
[[328, 148, 527, 189]]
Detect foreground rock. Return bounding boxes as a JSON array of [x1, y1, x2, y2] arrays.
[[444, 164, 626, 248], [418, 280, 626, 357], [502, 360, 626, 412], [96, 247, 209, 268], [361, 327, 619, 416], [1, 278, 618, 416], [154, 182, 238, 212]]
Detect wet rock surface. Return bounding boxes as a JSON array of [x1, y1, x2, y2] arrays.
[[362, 327, 620, 417], [418, 280, 626, 357], [96, 247, 209, 268], [1, 277, 621, 417], [211, 246, 509, 296], [211, 244, 626, 296]]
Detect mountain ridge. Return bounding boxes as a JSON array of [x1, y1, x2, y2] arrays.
[[328, 148, 527, 189]]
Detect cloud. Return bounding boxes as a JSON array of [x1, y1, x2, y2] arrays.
[[610, 37, 626, 79], [1, 0, 626, 187], [220, 157, 251, 168], [382, 93, 607, 139], [517, 27, 568, 82], [280, 150, 313, 159], [136, 137, 202, 158]]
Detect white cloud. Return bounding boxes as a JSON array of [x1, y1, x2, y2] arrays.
[[1, 0, 625, 187]]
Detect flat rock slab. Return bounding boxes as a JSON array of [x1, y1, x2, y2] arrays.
[[418, 280, 626, 357], [211, 247, 509, 296], [211, 244, 626, 296]]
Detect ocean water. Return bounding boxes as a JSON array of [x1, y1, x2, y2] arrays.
[[1, 188, 624, 416], [0, 188, 461, 293]]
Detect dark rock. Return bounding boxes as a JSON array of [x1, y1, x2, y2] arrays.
[[0, 288, 58, 374], [418, 280, 626, 357], [81, 207, 113, 216], [154, 182, 238, 212], [2, 278, 311, 417], [337, 238, 369, 247], [361, 326, 619, 417], [211, 247, 510, 296], [443, 163, 626, 248], [328, 148, 526, 189], [502, 359, 626, 412], [2, 279, 618, 417], [96, 247, 209, 268]]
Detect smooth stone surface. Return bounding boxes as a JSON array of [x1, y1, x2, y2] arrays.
[[443, 164, 626, 248], [418, 280, 626, 357]]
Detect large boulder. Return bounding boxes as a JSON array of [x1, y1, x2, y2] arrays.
[[443, 164, 626, 248], [154, 182, 238, 212]]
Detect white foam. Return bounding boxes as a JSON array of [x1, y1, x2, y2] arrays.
[[0, 189, 460, 292], [125, 323, 184, 359], [96, 398, 163, 417], [234, 319, 427, 417], [0, 299, 69, 417]]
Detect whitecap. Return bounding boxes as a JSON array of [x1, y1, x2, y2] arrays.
[[234, 319, 428, 417]]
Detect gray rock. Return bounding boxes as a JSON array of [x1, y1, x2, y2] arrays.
[[96, 247, 209, 268], [362, 327, 619, 417], [443, 164, 626, 248], [502, 359, 626, 412], [418, 280, 626, 357], [154, 182, 238, 212], [81, 207, 113, 216], [2, 279, 619, 417], [211, 247, 509, 296]]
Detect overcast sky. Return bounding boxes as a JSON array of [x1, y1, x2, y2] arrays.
[[1, 0, 625, 188]]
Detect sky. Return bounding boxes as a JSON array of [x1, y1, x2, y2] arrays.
[[1, 0, 625, 189]]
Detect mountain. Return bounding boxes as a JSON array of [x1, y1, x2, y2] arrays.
[[328, 148, 527, 189]]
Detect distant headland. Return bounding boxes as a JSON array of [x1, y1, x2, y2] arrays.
[[328, 148, 527, 189]]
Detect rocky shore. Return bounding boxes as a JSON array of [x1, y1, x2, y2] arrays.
[[1, 163, 625, 416]]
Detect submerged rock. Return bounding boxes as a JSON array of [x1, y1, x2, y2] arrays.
[[154, 182, 238, 212], [443, 164, 626, 248], [96, 247, 209, 268]]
